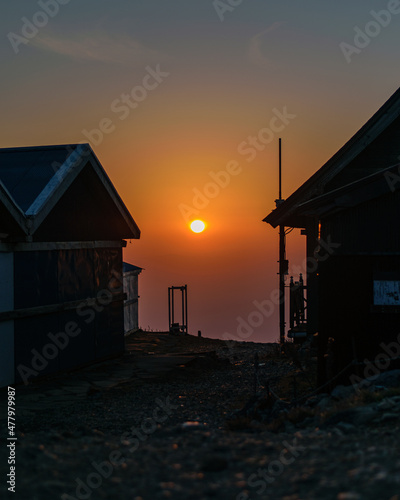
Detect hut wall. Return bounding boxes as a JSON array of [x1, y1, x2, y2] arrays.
[[0, 253, 14, 387], [317, 191, 400, 383], [11, 246, 125, 384], [321, 190, 400, 255]]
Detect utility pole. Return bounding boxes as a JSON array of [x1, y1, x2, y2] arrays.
[[276, 138, 286, 345]]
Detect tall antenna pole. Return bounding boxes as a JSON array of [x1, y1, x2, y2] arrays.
[[279, 138, 282, 200], [277, 138, 286, 345]]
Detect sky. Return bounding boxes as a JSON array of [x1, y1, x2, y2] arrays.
[[1, 0, 399, 343]]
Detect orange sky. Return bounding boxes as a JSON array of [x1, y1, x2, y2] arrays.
[[1, 1, 400, 341]]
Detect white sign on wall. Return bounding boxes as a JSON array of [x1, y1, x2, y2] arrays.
[[373, 280, 400, 306]]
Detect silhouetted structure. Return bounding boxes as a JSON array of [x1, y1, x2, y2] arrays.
[[123, 262, 142, 334], [0, 144, 140, 386], [288, 274, 307, 341], [264, 87, 400, 383], [168, 285, 188, 335]]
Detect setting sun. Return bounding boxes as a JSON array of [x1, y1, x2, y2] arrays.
[[190, 220, 206, 233]]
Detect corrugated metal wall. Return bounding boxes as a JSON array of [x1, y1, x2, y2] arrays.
[[317, 190, 400, 383], [0, 253, 14, 387], [13, 247, 124, 383], [322, 190, 400, 255], [123, 272, 139, 334], [318, 255, 400, 381]]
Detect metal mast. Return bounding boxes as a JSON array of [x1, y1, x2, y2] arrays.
[[277, 138, 286, 345]]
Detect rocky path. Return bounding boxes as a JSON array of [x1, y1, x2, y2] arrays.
[[1, 332, 399, 500]]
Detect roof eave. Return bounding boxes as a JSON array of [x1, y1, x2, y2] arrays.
[[263, 86, 400, 227], [0, 180, 29, 235], [86, 146, 141, 239], [296, 162, 400, 218]]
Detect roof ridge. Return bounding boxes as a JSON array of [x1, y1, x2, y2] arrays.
[[0, 144, 88, 153], [25, 144, 87, 218], [264, 86, 400, 227]]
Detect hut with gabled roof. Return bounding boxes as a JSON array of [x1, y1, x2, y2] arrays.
[[0, 143, 140, 386], [264, 87, 400, 383]]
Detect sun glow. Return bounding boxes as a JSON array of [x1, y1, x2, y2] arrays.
[[190, 220, 206, 233]]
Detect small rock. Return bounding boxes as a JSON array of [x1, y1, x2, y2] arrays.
[[374, 470, 388, 480], [366, 369, 400, 389], [377, 397, 399, 411], [181, 421, 208, 430], [305, 393, 330, 408], [316, 397, 332, 410], [337, 493, 361, 500], [336, 422, 356, 433], [301, 416, 317, 428], [331, 385, 355, 400], [333, 427, 344, 437], [272, 400, 289, 414], [377, 412, 399, 423], [352, 406, 380, 425], [284, 421, 296, 433], [324, 406, 379, 427], [366, 384, 385, 392]]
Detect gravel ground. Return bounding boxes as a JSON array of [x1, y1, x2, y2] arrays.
[[1, 332, 400, 500]]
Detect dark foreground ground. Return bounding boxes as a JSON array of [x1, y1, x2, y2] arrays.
[[1, 331, 400, 500]]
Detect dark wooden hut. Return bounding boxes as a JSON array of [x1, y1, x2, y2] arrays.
[[264, 87, 400, 383], [0, 144, 140, 386]]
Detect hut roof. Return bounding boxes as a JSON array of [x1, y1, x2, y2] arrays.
[[123, 262, 143, 274], [296, 162, 400, 218], [0, 144, 140, 241], [264, 86, 400, 228]]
